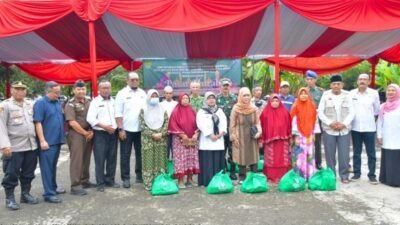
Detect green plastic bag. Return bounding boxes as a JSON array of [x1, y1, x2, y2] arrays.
[[240, 172, 269, 193], [206, 171, 234, 194], [167, 160, 174, 178], [278, 169, 306, 192], [151, 173, 179, 196], [257, 159, 264, 172], [308, 168, 336, 191], [226, 163, 239, 173]]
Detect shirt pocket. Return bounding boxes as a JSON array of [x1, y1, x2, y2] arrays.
[[9, 110, 23, 126]]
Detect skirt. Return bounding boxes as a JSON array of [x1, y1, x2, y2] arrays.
[[379, 148, 400, 187], [198, 150, 225, 187]]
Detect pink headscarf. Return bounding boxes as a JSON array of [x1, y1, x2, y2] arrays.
[[379, 84, 400, 119]]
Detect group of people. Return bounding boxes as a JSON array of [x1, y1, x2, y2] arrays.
[[1, 70, 399, 212]]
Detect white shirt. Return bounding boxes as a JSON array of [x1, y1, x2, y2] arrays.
[[318, 90, 355, 136], [196, 108, 227, 151], [350, 88, 380, 132], [160, 100, 178, 118], [114, 86, 146, 132], [377, 106, 400, 150], [87, 95, 117, 131]]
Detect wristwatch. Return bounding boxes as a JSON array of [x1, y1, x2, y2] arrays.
[[118, 128, 123, 131]]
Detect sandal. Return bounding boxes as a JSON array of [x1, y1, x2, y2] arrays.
[[178, 183, 186, 189]]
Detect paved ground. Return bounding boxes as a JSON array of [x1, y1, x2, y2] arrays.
[[0, 146, 399, 225]]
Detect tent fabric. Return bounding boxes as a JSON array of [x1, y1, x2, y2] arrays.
[[0, 0, 72, 37], [378, 43, 400, 64], [16, 60, 120, 85], [1, 0, 400, 83], [108, 0, 273, 32], [265, 57, 363, 75], [281, 0, 400, 32]]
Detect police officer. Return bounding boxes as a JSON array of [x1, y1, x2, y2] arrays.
[[216, 78, 238, 180], [0, 81, 39, 210], [64, 80, 94, 195]]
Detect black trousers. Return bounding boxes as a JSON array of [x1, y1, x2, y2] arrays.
[[314, 120, 323, 166], [94, 130, 118, 186], [119, 131, 142, 181], [2, 150, 38, 190]]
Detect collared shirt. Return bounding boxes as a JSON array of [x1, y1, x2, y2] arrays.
[[65, 97, 91, 130], [160, 100, 178, 118], [196, 108, 227, 150], [216, 93, 237, 119], [307, 86, 324, 107], [114, 86, 146, 132], [86, 95, 117, 131], [190, 95, 204, 112], [318, 90, 355, 136], [33, 96, 65, 145], [0, 97, 38, 152], [280, 94, 295, 112], [350, 88, 380, 132]]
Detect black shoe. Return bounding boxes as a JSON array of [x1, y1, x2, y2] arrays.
[[105, 182, 121, 188], [44, 196, 62, 203], [351, 175, 360, 181], [316, 164, 323, 170], [56, 187, 66, 194], [21, 193, 39, 204], [82, 182, 96, 189], [70, 188, 88, 196], [123, 180, 131, 188], [5, 199, 19, 210], [96, 185, 105, 192], [229, 173, 238, 181], [369, 177, 379, 185]]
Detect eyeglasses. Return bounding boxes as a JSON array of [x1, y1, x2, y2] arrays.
[[130, 79, 139, 81]]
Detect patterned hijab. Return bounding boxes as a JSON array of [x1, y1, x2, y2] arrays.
[[234, 87, 257, 115], [290, 88, 317, 137]]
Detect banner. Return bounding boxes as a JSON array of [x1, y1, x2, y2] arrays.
[[143, 59, 241, 95]]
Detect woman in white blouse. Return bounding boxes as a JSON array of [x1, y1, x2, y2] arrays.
[[196, 92, 227, 186], [377, 84, 400, 187]]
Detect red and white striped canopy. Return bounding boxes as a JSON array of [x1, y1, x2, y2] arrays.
[[1, 0, 400, 82]]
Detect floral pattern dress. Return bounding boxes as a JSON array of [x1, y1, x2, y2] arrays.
[[140, 110, 169, 190], [291, 117, 320, 180]]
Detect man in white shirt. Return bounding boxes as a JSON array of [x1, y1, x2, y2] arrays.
[[318, 74, 355, 184], [350, 74, 380, 184], [160, 86, 177, 158], [160, 86, 177, 118], [87, 80, 120, 192], [115, 72, 146, 188]]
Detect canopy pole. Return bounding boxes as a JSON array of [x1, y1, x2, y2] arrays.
[[274, 0, 281, 93], [6, 72, 11, 98], [371, 62, 377, 89], [88, 21, 98, 97]]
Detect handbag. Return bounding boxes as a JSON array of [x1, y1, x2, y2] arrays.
[[250, 126, 258, 138]]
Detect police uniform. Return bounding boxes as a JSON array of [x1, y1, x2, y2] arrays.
[[65, 96, 93, 192], [0, 81, 39, 210], [216, 78, 238, 178]]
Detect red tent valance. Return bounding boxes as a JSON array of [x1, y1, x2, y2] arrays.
[[108, 0, 273, 32], [281, 0, 400, 32], [265, 57, 363, 75], [377, 43, 400, 64], [16, 60, 120, 85]]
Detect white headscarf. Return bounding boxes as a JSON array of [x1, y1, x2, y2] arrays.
[[144, 89, 166, 130]]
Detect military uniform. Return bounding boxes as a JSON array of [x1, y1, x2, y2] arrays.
[[64, 97, 93, 192], [1, 84, 39, 210], [216, 92, 238, 176]]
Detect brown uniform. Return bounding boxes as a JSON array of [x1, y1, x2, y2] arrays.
[[64, 97, 92, 190]]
